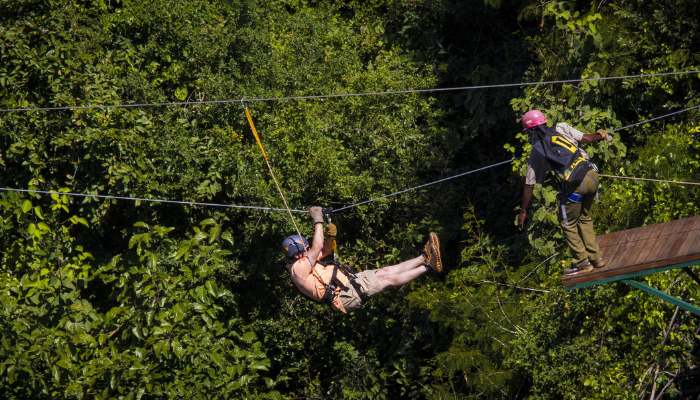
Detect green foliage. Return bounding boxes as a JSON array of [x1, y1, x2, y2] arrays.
[[0, 191, 277, 398], [1, 0, 699, 399]]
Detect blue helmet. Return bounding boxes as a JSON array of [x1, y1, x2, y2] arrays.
[[281, 235, 309, 259]]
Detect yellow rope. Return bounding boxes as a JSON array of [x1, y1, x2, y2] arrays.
[[244, 107, 303, 237]]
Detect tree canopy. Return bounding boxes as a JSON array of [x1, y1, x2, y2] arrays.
[[0, 0, 698, 398]]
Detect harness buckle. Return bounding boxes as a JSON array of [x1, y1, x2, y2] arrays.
[[567, 192, 583, 203], [322, 282, 338, 304]]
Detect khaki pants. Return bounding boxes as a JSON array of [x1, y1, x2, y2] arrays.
[[559, 170, 602, 264], [337, 269, 383, 312]]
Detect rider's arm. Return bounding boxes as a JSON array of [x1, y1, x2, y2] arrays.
[[557, 122, 607, 144], [306, 207, 325, 266], [518, 183, 534, 228], [519, 157, 543, 228]]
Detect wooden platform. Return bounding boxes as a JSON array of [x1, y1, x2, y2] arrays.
[[562, 216, 700, 289]]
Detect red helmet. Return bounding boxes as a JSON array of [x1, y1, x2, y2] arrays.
[[521, 110, 547, 129]]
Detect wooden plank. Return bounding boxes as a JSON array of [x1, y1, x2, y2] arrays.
[[635, 219, 683, 261], [562, 252, 700, 285], [563, 252, 700, 287], [607, 226, 640, 267], [604, 242, 625, 269], [686, 215, 700, 232], [663, 235, 688, 262], [600, 238, 623, 268], [659, 220, 700, 260], [680, 228, 700, 256], [627, 233, 657, 266], [562, 216, 700, 287], [631, 223, 675, 265], [619, 224, 657, 265]]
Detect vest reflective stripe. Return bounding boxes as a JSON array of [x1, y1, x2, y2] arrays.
[[551, 135, 577, 153]]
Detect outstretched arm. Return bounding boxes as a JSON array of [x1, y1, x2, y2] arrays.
[[306, 206, 325, 265], [578, 129, 609, 144], [557, 122, 610, 144]]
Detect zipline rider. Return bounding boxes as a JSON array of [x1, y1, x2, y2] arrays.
[[518, 110, 611, 275], [282, 207, 443, 313]]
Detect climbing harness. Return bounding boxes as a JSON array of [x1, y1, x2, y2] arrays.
[[566, 192, 583, 203], [316, 258, 342, 305], [322, 259, 369, 303], [560, 192, 584, 225], [317, 214, 368, 303], [528, 124, 593, 189], [285, 256, 340, 305]]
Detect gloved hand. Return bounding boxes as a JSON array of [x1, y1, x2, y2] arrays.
[[309, 206, 324, 224], [596, 129, 612, 142], [326, 223, 337, 237]]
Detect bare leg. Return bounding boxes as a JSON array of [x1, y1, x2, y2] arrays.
[[374, 256, 429, 289], [376, 255, 426, 275], [384, 265, 429, 287]]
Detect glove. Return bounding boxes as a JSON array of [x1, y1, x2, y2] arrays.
[[596, 129, 612, 142], [309, 206, 324, 224], [326, 223, 337, 237]]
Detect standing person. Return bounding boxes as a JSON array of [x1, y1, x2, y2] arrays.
[[517, 109, 611, 275], [281, 207, 442, 313]]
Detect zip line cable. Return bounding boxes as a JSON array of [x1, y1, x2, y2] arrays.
[[332, 102, 700, 212], [598, 103, 700, 186], [244, 106, 304, 236], [0, 102, 696, 212], [332, 159, 515, 213], [599, 174, 700, 187], [0, 187, 307, 212], [1, 70, 697, 113], [610, 104, 700, 132]]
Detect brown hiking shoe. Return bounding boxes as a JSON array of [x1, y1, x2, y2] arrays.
[[423, 232, 443, 273], [563, 260, 594, 275], [590, 258, 607, 269]]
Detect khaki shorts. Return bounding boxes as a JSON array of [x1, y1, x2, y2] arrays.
[[337, 269, 383, 311]]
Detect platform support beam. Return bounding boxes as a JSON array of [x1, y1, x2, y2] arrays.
[[622, 279, 700, 316], [684, 268, 700, 286]]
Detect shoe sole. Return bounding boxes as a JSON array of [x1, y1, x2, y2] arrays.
[[564, 267, 594, 275], [429, 232, 443, 273]]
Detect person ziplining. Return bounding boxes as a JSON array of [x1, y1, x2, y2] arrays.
[[281, 207, 443, 313], [517, 110, 613, 275]]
